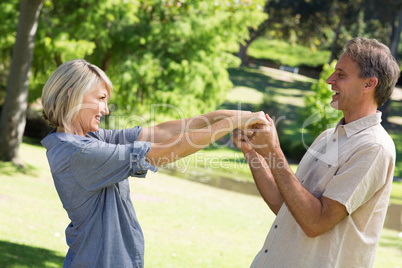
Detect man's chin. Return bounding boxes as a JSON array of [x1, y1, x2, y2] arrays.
[[330, 101, 339, 110]]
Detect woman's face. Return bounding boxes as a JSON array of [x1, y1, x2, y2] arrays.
[[73, 84, 109, 136]]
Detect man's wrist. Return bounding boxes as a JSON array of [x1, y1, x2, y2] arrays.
[[244, 149, 258, 159]]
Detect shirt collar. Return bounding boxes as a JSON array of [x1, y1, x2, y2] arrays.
[[41, 129, 91, 149], [334, 111, 382, 138]]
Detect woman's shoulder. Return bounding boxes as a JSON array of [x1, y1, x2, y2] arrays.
[[41, 130, 94, 151], [86, 127, 143, 144]]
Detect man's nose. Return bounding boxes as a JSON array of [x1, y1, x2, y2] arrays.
[[326, 73, 335, 84]]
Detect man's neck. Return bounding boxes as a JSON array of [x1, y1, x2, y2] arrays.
[[343, 106, 378, 124]]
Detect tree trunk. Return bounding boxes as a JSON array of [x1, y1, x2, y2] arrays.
[[238, 42, 250, 67], [329, 11, 345, 64], [0, 0, 45, 164], [389, 9, 402, 63], [380, 8, 402, 124], [237, 17, 270, 67]]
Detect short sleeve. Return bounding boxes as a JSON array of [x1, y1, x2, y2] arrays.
[[70, 139, 157, 191], [86, 127, 143, 144], [323, 145, 392, 214]]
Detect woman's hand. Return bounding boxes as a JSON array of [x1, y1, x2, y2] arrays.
[[231, 129, 254, 154], [234, 111, 268, 130]]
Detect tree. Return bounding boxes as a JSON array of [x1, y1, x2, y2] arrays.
[[28, 0, 266, 123], [0, 0, 45, 164], [238, 0, 341, 66]]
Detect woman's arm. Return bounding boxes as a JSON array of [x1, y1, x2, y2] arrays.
[[145, 112, 267, 167], [138, 110, 251, 143]]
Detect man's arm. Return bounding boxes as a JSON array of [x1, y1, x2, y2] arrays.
[[232, 130, 283, 214], [138, 110, 250, 143], [251, 115, 348, 238], [145, 112, 267, 167]]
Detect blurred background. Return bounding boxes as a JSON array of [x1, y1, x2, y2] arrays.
[[0, 0, 401, 267]]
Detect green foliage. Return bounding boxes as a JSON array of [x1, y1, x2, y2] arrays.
[[301, 60, 343, 138], [105, 0, 267, 120], [1, 0, 267, 122], [0, 0, 19, 102]]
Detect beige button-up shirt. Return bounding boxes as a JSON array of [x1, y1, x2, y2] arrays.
[[251, 112, 395, 268]]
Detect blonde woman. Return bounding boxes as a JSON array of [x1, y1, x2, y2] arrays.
[[41, 59, 267, 268]]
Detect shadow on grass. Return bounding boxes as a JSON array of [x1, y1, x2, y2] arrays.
[[0, 161, 38, 177], [0, 240, 64, 267], [22, 136, 43, 147], [228, 67, 313, 93]]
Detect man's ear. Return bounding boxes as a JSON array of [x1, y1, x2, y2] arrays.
[[363, 77, 378, 93]]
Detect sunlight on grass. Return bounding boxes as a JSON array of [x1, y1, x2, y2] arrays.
[[248, 38, 331, 68], [388, 116, 402, 125], [390, 182, 402, 205], [226, 86, 264, 105]]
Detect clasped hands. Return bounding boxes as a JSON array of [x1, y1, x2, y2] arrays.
[[233, 112, 279, 156]]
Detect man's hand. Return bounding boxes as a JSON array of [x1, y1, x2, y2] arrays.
[[248, 114, 280, 156]]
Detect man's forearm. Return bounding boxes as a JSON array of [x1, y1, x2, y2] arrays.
[[260, 147, 346, 237], [245, 150, 283, 214]]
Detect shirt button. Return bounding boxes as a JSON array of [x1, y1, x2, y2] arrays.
[[264, 249, 268, 253], [333, 138, 337, 142], [274, 225, 278, 229], [328, 164, 332, 168], [315, 158, 318, 162], [301, 180, 304, 183]]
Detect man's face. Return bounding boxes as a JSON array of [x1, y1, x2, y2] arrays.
[[326, 54, 367, 114]]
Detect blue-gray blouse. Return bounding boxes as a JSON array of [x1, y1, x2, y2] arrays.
[[41, 127, 157, 267]]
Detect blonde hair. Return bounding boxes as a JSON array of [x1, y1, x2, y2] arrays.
[[42, 59, 113, 129]]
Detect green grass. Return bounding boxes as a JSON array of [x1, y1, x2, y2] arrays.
[[1, 141, 401, 267], [390, 182, 402, 205], [248, 38, 331, 67], [0, 142, 273, 268]]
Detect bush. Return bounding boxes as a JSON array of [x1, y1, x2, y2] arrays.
[[301, 60, 343, 138]]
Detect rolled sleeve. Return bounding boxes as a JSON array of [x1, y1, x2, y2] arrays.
[[130, 141, 158, 178]]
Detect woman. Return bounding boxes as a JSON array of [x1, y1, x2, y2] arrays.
[[41, 59, 267, 267]]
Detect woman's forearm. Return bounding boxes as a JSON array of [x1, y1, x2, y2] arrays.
[[140, 110, 249, 143], [146, 112, 265, 166], [146, 116, 239, 166]]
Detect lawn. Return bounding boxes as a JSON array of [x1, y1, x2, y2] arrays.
[[247, 38, 331, 68], [0, 140, 401, 267], [0, 142, 273, 268]]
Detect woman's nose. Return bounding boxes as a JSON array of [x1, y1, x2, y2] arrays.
[[102, 102, 109, 115]]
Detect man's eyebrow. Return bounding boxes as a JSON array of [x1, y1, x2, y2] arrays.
[[335, 67, 345, 72]]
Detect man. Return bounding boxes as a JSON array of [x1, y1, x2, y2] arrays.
[[232, 37, 400, 267]]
